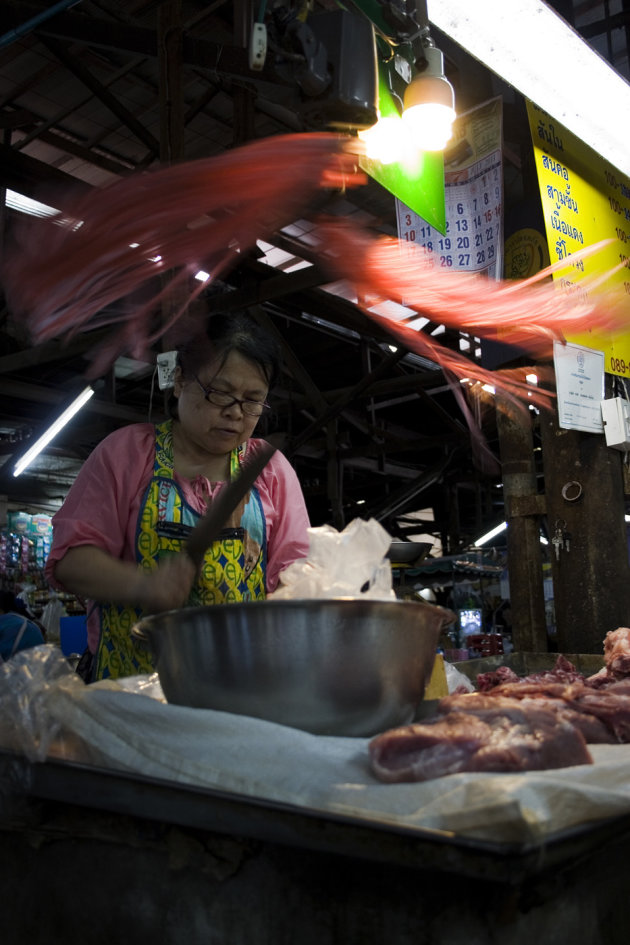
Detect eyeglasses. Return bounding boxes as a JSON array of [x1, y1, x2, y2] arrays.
[[194, 376, 270, 417]]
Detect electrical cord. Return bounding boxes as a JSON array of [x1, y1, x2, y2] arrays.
[[147, 363, 159, 422]]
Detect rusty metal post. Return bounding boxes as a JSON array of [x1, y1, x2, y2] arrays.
[[538, 400, 630, 653], [495, 398, 548, 652]]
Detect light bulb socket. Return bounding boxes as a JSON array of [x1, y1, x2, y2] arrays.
[[403, 45, 455, 111], [403, 74, 455, 110]]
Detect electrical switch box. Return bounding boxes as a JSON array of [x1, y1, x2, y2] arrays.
[[249, 23, 267, 71], [157, 351, 177, 390], [601, 397, 630, 451]]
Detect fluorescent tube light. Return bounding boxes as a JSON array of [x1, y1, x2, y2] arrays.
[[474, 521, 507, 546], [475, 521, 551, 547], [5, 189, 59, 218], [13, 385, 95, 477], [428, 0, 630, 177]]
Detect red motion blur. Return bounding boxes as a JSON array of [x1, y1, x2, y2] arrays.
[[3, 131, 626, 415], [2, 133, 363, 377]]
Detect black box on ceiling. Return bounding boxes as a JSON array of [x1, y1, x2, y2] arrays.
[[298, 10, 379, 132]]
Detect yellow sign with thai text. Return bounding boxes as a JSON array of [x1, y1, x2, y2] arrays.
[[526, 100, 630, 377]]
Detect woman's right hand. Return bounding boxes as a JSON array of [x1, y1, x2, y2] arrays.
[[53, 545, 198, 614], [134, 554, 198, 614]]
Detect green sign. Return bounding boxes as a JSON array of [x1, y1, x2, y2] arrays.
[[360, 62, 446, 233]]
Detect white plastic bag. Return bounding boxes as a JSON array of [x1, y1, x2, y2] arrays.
[[39, 594, 67, 644], [271, 518, 396, 601], [444, 660, 476, 693], [0, 644, 83, 761]]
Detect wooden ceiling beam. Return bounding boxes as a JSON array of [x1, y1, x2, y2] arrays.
[[0, 139, 91, 198], [0, 4, 284, 84], [206, 264, 331, 311], [14, 54, 149, 153], [36, 126, 140, 175], [40, 35, 160, 156], [3, 105, 141, 175], [363, 452, 455, 522], [0, 377, 150, 423], [286, 347, 408, 458], [251, 307, 329, 414], [0, 330, 113, 374]]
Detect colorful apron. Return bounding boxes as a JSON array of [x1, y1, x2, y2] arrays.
[[94, 420, 267, 680]]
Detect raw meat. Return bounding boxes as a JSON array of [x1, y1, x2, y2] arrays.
[[442, 688, 617, 746], [477, 654, 586, 692], [476, 665, 520, 691], [470, 645, 630, 743], [570, 680, 630, 743], [369, 696, 592, 783], [370, 639, 630, 783], [603, 627, 630, 680]]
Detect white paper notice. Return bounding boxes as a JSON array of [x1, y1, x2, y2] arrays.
[[553, 340, 605, 433]]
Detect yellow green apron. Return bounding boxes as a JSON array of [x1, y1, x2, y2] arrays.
[[94, 420, 267, 680]]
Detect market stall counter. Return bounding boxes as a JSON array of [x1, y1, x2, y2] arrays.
[[2, 646, 630, 945]]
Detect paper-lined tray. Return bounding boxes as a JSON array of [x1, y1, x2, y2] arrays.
[[4, 648, 630, 848]]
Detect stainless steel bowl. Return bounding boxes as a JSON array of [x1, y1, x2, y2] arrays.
[[132, 597, 454, 736]]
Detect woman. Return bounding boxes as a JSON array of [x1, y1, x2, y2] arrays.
[[0, 590, 45, 661], [45, 312, 311, 681]]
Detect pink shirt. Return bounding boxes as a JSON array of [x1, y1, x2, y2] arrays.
[[45, 424, 311, 651]]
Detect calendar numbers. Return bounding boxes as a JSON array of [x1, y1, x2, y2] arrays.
[[396, 151, 503, 279]]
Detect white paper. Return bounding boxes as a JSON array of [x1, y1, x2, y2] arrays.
[[553, 340, 605, 433], [6, 675, 630, 847], [5, 648, 630, 848]]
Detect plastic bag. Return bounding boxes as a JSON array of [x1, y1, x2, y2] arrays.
[[444, 660, 476, 694], [39, 594, 67, 644], [0, 645, 166, 767], [0, 644, 84, 762], [271, 518, 396, 601]]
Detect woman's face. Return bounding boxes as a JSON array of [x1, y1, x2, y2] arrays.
[[174, 349, 269, 458]]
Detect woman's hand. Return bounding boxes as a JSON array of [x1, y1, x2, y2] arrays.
[[134, 554, 198, 614], [54, 545, 198, 613]]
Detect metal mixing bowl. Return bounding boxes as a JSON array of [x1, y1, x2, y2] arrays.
[[132, 597, 454, 736]]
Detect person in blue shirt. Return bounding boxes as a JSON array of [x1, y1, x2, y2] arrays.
[[0, 590, 45, 661]]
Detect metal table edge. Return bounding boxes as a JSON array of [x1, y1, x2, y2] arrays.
[[2, 749, 630, 885]]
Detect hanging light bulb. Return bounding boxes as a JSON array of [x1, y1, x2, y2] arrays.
[[358, 115, 414, 164], [402, 41, 456, 151]]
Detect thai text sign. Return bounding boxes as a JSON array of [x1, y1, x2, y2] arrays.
[[527, 100, 630, 377]]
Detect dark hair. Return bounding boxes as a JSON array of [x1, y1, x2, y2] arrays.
[[180, 311, 280, 386], [0, 589, 21, 613], [168, 311, 281, 419]]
